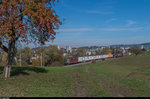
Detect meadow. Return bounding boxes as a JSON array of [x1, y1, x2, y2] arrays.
[[0, 51, 150, 97]]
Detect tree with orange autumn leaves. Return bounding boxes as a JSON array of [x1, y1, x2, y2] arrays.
[[0, 0, 62, 78]]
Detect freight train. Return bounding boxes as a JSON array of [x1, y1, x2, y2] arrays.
[[65, 53, 123, 65]]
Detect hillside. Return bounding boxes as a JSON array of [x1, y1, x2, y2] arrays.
[[0, 51, 150, 97], [110, 42, 150, 49]]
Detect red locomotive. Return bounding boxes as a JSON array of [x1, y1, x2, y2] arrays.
[[65, 58, 78, 65]]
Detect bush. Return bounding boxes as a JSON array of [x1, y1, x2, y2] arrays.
[[48, 61, 64, 66], [15, 62, 20, 66], [22, 61, 28, 66], [130, 46, 142, 56], [0, 52, 8, 66], [32, 58, 41, 66], [92, 59, 96, 64]]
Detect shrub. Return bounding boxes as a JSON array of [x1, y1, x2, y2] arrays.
[[32, 58, 41, 66], [0, 52, 8, 66], [48, 61, 64, 66], [130, 46, 142, 56], [32, 57, 44, 66], [92, 59, 96, 64]]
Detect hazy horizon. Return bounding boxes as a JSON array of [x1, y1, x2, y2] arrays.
[[25, 41, 150, 49]]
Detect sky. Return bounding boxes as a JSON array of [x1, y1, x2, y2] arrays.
[[31, 0, 150, 48]]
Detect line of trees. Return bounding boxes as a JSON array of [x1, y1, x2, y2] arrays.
[[0, 45, 64, 67], [34, 45, 64, 66]]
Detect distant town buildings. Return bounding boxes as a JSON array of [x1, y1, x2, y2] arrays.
[[63, 53, 67, 57], [125, 47, 130, 50], [57, 45, 60, 50], [66, 45, 72, 54], [86, 51, 92, 56], [141, 45, 144, 49], [100, 46, 105, 50]]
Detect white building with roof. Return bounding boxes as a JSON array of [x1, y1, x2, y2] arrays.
[[66, 45, 72, 53]]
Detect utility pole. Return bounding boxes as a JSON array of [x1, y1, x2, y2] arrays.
[[41, 52, 42, 67], [20, 42, 22, 67], [20, 52, 22, 67], [40, 33, 43, 67], [40, 41, 43, 67]]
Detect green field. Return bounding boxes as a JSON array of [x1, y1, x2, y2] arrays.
[[0, 51, 150, 97]]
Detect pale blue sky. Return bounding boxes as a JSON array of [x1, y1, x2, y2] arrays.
[[30, 0, 150, 48]]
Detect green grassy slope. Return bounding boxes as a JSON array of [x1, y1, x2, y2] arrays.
[[0, 51, 150, 97]]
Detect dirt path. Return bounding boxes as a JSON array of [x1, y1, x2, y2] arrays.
[[71, 70, 87, 97], [100, 79, 136, 97], [88, 68, 136, 97], [126, 71, 149, 78], [71, 66, 136, 97]]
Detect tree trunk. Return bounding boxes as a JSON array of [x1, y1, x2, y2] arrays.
[[2, 40, 16, 78]]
